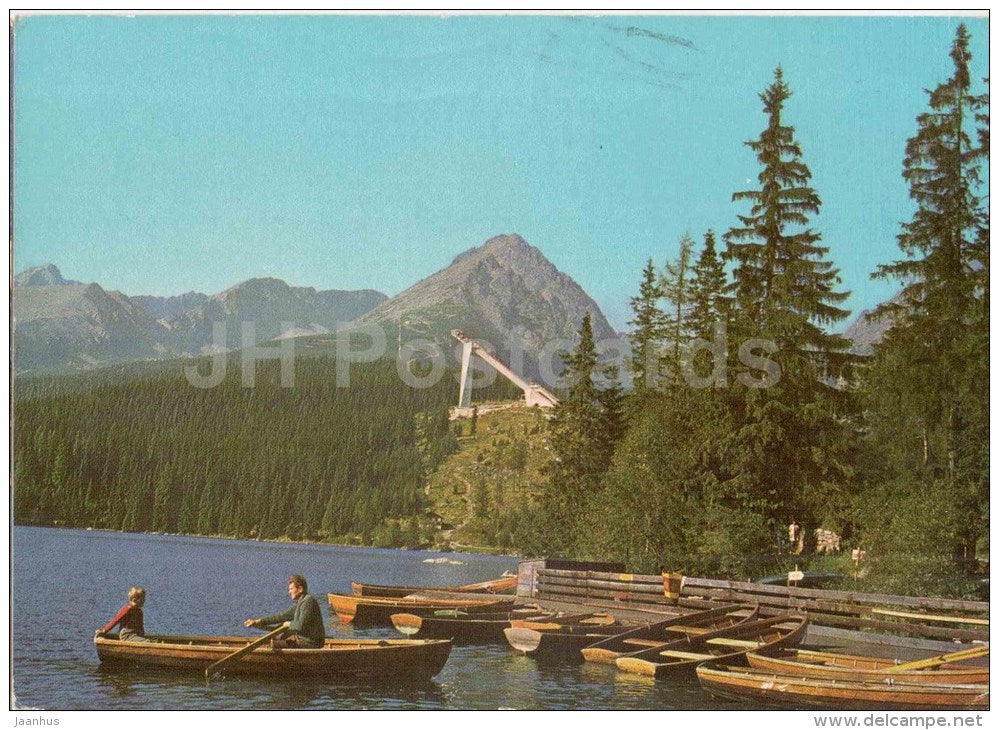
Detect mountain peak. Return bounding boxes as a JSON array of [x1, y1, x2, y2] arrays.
[[15, 264, 80, 287], [358, 233, 618, 379], [449, 233, 536, 267]]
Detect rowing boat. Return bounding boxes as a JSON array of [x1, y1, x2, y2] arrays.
[[581, 603, 759, 665], [391, 608, 554, 643], [327, 592, 514, 626], [615, 613, 808, 679], [696, 664, 989, 710], [746, 649, 989, 685], [505, 623, 629, 661], [94, 633, 452, 682], [350, 575, 517, 597]]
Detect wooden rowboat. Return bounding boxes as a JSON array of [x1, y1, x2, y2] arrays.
[[351, 575, 518, 598], [696, 664, 989, 710], [505, 623, 629, 661], [746, 649, 989, 685], [391, 608, 554, 643], [327, 592, 514, 626], [94, 634, 452, 682], [581, 603, 759, 665], [615, 613, 808, 679]]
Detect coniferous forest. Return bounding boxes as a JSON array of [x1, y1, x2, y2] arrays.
[[532, 27, 989, 598], [14, 354, 462, 547], [12, 26, 989, 598]]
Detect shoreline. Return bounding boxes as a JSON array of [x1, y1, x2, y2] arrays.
[[11, 523, 519, 559]]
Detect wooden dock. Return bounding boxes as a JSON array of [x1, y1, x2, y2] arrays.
[[505, 562, 989, 654]]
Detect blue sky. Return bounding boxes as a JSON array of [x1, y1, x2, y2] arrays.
[[13, 13, 989, 330]]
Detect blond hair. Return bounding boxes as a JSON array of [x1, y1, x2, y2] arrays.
[[128, 586, 146, 605]]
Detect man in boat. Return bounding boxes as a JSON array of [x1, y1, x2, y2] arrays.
[[244, 574, 325, 648], [96, 586, 151, 641]]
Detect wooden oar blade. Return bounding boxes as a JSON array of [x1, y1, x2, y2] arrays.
[[889, 645, 989, 672], [204, 622, 289, 681]]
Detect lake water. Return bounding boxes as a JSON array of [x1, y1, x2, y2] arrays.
[[11, 526, 751, 710]]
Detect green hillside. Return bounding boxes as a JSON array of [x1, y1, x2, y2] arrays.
[[425, 405, 551, 552]]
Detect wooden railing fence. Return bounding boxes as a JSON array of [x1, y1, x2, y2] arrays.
[[528, 567, 989, 643]]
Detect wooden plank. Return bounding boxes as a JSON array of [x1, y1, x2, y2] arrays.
[[584, 569, 663, 584], [536, 585, 591, 601], [870, 608, 990, 626], [538, 584, 587, 598], [659, 649, 714, 660], [538, 576, 666, 600], [562, 586, 670, 604], [586, 579, 666, 595], [805, 624, 983, 652], [623, 638, 668, 647], [704, 637, 762, 649], [682, 576, 989, 614], [680, 586, 990, 639], [581, 598, 683, 618], [538, 568, 662, 587], [682, 585, 863, 615], [792, 611, 989, 642]]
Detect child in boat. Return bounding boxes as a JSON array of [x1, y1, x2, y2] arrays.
[[96, 586, 151, 642]]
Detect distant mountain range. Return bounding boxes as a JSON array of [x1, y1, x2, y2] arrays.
[[12, 234, 618, 376], [13, 264, 388, 373], [11, 237, 897, 376]]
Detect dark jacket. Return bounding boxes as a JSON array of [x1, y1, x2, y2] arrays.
[[258, 593, 325, 647]]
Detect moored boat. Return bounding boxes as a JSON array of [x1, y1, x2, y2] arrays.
[[696, 663, 989, 710], [94, 633, 452, 682], [581, 603, 759, 665], [746, 649, 989, 685], [351, 575, 518, 598], [505, 623, 628, 661], [391, 608, 554, 643], [615, 613, 808, 679], [328, 592, 514, 626]]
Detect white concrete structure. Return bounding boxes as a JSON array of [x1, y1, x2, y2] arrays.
[[451, 329, 558, 416]]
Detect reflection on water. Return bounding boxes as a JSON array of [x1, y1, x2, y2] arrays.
[[13, 526, 749, 710]]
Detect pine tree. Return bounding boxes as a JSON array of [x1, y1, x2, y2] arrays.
[[688, 230, 728, 341], [627, 258, 667, 392], [661, 234, 695, 379]]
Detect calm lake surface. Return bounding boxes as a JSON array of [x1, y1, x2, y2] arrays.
[[12, 526, 752, 710]]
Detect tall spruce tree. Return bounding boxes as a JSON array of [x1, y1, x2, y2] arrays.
[[628, 259, 667, 393], [725, 67, 851, 359], [720, 66, 853, 529], [865, 25, 989, 580]]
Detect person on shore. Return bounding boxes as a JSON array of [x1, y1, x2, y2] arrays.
[[244, 574, 325, 648], [96, 586, 151, 642]]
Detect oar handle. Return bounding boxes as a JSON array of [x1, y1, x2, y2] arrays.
[[204, 622, 290, 681]]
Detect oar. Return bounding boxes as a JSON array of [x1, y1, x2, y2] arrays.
[[204, 622, 289, 681], [888, 645, 989, 672]]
